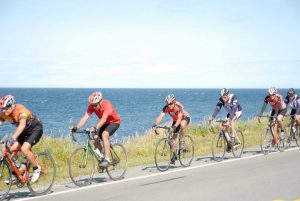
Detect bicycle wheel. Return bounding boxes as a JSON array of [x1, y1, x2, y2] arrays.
[[106, 143, 128, 181], [232, 130, 244, 158], [212, 133, 226, 162], [261, 128, 273, 155], [0, 159, 12, 201], [68, 147, 95, 187], [154, 138, 172, 172], [276, 133, 285, 152], [293, 125, 300, 147], [178, 135, 194, 167], [27, 152, 56, 195]]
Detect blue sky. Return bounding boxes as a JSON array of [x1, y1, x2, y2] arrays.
[[0, 0, 299, 88]]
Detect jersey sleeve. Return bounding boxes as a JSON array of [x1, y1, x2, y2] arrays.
[[212, 99, 223, 119], [86, 105, 94, 115], [162, 105, 169, 113]]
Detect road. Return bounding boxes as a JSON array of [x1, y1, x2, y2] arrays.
[[11, 147, 300, 201]]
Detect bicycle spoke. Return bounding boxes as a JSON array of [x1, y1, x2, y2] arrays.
[[212, 133, 226, 161], [155, 138, 171, 171], [179, 135, 194, 167], [106, 143, 128, 180]]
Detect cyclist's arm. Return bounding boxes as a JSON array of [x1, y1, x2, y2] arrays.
[[75, 112, 90, 129], [12, 118, 26, 140], [211, 102, 222, 120], [155, 112, 165, 125], [95, 113, 108, 130], [258, 102, 267, 116], [173, 112, 183, 128]]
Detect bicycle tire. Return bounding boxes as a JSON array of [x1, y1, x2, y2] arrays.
[[27, 152, 56, 195], [211, 132, 226, 162], [154, 137, 172, 172], [106, 143, 128, 181], [260, 128, 273, 155], [68, 147, 95, 187], [294, 125, 300, 147], [231, 130, 244, 158], [0, 159, 12, 201], [178, 135, 194, 167]]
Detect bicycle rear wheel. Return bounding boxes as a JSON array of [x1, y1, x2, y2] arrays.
[[212, 133, 226, 162], [27, 152, 56, 195], [178, 135, 194, 167], [106, 143, 128, 181], [0, 159, 12, 201], [154, 138, 171, 172], [68, 147, 95, 187], [232, 130, 244, 158], [293, 125, 299, 147], [260, 128, 273, 155]]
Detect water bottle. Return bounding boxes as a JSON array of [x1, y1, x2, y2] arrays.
[[12, 158, 21, 168], [94, 148, 104, 160], [19, 158, 28, 173]]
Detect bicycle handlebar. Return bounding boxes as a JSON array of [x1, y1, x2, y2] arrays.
[[153, 126, 171, 135], [70, 129, 95, 142]]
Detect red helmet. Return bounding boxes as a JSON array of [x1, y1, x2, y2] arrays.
[[88, 91, 102, 104], [0, 95, 16, 108]]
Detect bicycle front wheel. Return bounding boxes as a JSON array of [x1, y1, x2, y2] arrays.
[[261, 128, 273, 155], [154, 138, 172, 172], [106, 143, 128, 181], [0, 159, 12, 201], [232, 130, 244, 158], [212, 133, 226, 162], [179, 135, 194, 167], [68, 147, 96, 187], [293, 125, 300, 147], [27, 152, 56, 195]]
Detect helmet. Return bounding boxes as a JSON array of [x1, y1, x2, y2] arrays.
[[287, 88, 296, 96], [0, 95, 16, 108], [88, 91, 102, 104], [165, 94, 176, 104], [220, 88, 229, 97], [268, 87, 277, 95]]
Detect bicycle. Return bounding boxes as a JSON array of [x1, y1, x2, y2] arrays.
[[0, 136, 56, 201], [210, 120, 244, 162], [68, 129, 128, 187], [153, 126, 194, 172], [285, 115, 299, 148], [258, 115, 285, 154]]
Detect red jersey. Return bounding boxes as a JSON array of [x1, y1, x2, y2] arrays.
[[87, 99, 121, 124], [162, 101, 190, 121], [264, 93, 286, 110]]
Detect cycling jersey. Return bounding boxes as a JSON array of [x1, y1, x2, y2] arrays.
[[0, 104, 40, 131], [284, 95, 300, 110], [87, 99, 121, 124], [162, 101, 190, 121], [212, 94, 242, 120], [264, 93, 286, 110]]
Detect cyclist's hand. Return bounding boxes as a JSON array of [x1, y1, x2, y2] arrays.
[[171, 125, 177, 133], [152, 124, 157, 130], [208, 119, 213, 126], [257, 116, 261, 123], [7, 138, 15, 146], [69, 126, 77, 133], [89, 126, 96, 133]]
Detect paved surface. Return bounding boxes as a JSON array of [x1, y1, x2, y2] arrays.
[[6, 143, 300, 201]]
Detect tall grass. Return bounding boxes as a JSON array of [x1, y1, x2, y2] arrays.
[[31, 118, 272, 183]]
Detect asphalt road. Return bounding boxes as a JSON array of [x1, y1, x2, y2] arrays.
[[12, 146, 300, 201]]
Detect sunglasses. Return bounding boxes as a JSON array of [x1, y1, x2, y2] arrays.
[[1, 106, 11, 111], [168, 102, 175, 106], [92, 104, 99, 107]]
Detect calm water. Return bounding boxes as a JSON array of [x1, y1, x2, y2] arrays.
[[0, 88, 294, 141]]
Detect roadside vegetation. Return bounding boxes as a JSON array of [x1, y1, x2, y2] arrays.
[[28, 118, 271, 183]]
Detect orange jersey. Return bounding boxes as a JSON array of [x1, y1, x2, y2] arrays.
[[0, 104, 35, 126]]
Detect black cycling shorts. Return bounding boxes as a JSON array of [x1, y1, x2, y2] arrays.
[[96, 123, 120, 140], [172, 117, 190, 133], [271, 108, 287, 117], [17, 123, 43, 146]]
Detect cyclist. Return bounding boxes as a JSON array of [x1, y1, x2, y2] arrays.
[[70, 91, 121, 167], [152, 94, 190, 164], [209, 88, 242, 151], [284, 88, 300, 141], [0, 95, 43, 183], [258, 87, 287, 140]]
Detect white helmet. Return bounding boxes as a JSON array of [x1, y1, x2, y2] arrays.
[[0, 95, 16, 108], [88, 91, 102, 104], [268, 87, 277, 96], [165, 94, 176, 104], [220, 88, 229, 97]]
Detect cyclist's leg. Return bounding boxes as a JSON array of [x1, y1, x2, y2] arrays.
[[230, 111, 242, 138], [277, 108, 287, 131], [179, 117, 190, 142], [8, 141, 21, 159]]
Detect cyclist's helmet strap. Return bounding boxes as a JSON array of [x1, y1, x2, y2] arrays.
[[165, 94, 176, 104], [0, 95, 16, 108], [88, 91, 102, 104]]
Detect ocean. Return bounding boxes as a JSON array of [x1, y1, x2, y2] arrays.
[[0, 88, 295, 141]]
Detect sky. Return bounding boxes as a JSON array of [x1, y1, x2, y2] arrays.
[[0, 0, 299, 88]]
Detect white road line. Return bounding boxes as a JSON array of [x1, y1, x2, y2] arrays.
[[17, 146, 300, 201]]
